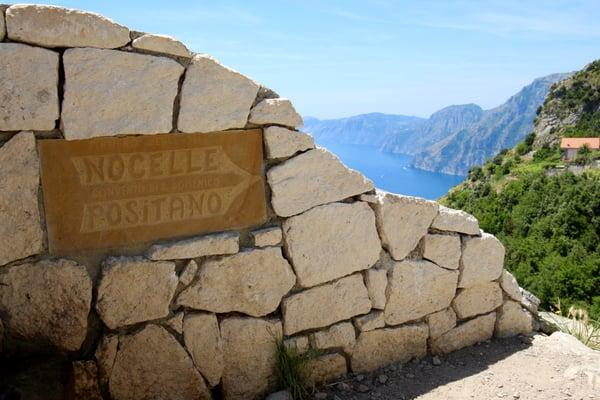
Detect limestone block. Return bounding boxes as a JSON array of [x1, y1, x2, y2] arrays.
[[426, 308, 457, 340], [0, 259, 92, 351], [282, 274, 371, 335], [520, 287, 541, 314], [495, 300, 533, 338], [179, 260, 198, 286], [177, 247, 295, 316], [384, 260, 458, 326], [178, 54, 259, 133], [310, 322, 356, 353], [109, 325, 211, 400], [221, 317, 282, 400], [249, 98, 303, 128], [431, 205, 480, 235], [6, 4, 129, 48], [251, 226, 283, 247], [96, 257, 178, 329], [283, 202, 381, 287], [354, 311, 385, 332], [62, 48, 184, 139], [350, 324, 428, 373], [268, 148, 373, 217], [147, 232, 239, 260], [284, 335, 310, 353], [372, 191, 439, 260], [132, 34, 191, 57], [430, 312, 496, 355], [70, 361, 102, 400], [95, 335, 118, 390], [263, 126, 314, 159], [305, 353, 348, 387], [183, 313, 223, 387], [0, 44, 59, 130], [364, 268, 388, 310], [452, 282, 503, 319], [422, 234, 461, 270], [500, 270, 523, 302], [0, 132, 45, 266], [459, 233, 505, 288], [164, 312, 184, 334]]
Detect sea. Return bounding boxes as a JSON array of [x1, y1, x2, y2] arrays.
[[317, 141, 466, 201]]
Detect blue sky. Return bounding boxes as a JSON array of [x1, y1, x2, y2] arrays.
[[28, 1, 600, 119]]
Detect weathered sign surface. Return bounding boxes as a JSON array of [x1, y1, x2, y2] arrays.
[[39, 130, 266, 254]]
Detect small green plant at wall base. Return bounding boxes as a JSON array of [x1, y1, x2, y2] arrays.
[[273, 337, 319, 400]]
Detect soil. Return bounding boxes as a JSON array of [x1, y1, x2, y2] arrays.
[[312, 333, 600, 400]]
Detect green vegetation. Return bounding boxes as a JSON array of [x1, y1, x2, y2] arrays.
[[445, 136, 600, 320], [274, 337, 318, 399], [545, 304, 600, 350]]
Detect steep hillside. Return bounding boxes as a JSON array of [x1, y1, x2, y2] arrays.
[[443, 61, 600, 320]]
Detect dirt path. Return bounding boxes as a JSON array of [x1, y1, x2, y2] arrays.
[[313, 332, 599, 400]]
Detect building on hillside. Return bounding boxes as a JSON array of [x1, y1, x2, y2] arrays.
[[560, 137, 600, 160]]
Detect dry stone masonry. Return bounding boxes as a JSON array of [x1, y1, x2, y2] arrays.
[[0, 4, 536, 400]]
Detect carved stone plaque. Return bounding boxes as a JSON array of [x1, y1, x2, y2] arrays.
[[39, 130, 267, 254]]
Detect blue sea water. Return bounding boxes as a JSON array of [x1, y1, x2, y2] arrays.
[[317, 141, 466, 200]]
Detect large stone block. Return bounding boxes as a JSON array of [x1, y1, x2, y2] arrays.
[[147, 232, 240, 260], [283, 202, 381, 287], [306, 353, 348, 387], [267, 148, 373, 217], [500, 270, 523, 302], [109, 325, 211, 400], [430, 312, 496, 355], [178, 54, 259, 133], [372, 192, 439, 260], [422, 234, 461, 270], [220, 317, 282, 400], [249, 98, 303, 128], [0, 259, 92, 351], [0, 132, 44, 266], [495, 300, 533, 338], [384, 260, 458, 326], [452, 282, 503, 319], [282, 274, 371, 335], [310, 322, 356, 354], [426, 308, 457, 340], [62, 48, 184, 139], [183, 313, 224, 387], [431, 205, 480, 235], [364, 268, 388, 310], [350, 323, 428, 373], [96, 257, 178, 329], [6, 4, 129, 48], [459, 233, 505, 288], [263, 126, 314, 159], [177, 247, 295, 317], [0, 44, 59, 131], [132, 34, 191, 58]]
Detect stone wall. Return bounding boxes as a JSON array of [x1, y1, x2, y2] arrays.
[[0, 4, 536, 400]]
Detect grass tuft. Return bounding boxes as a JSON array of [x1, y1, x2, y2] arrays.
[[273, 337, 319, 400]]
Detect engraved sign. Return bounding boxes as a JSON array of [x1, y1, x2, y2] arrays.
[[39, 130, 267, 254]]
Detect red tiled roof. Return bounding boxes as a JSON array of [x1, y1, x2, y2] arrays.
[[560, 137, 600, 149]]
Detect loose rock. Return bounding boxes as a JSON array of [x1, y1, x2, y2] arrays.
[[452, 282, 503, 319], [249, 98, 303, 128], [6, 4, 129, 48], [283, 202, 381, 287], [0, 44, 59, 131], [147, 232, 239, 260], [282, 274, 371, 335], [263, 126, 314, 159], [266, 390, 293, 400], [251, 226, 283, 247], [0, 132, 45, 266], [371, 192, 439, 260], [495, 301, 533, 338], [431, 312, 496, 355], [422, 234, 461, 270], [351, 324, 429, 373], [177, 247, 295, 316], [183, 313, 223, 387], [178, 54, 259, 133], [459, 233, 505, 288], [0, 259, 92, 351], [62, 48, 184, 139], [431, 205, 480, 235], [220, 317, 282, 400], [385, 260, 458, 326], [268, 148, 373, 217], [109, 325, 211, 400], [132, 34, 191, 57], [96, 257, 178, 329], [520, 288, 541, 314]]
